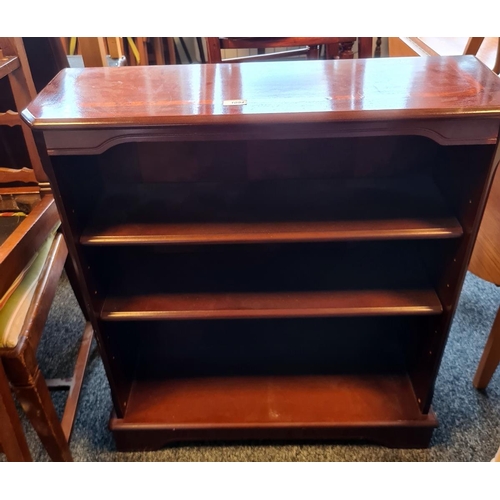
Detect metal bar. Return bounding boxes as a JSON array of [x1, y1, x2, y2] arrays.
[[46, 378, 73, 389]]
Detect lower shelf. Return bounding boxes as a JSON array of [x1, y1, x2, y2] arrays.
[[110, 372, 437, 450]]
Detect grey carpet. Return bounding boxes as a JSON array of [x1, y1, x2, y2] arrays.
[[2, 271, 500, 461]]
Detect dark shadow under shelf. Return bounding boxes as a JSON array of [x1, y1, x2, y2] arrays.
[[98, 241, 443, 320], [82, 176, 462, 246]]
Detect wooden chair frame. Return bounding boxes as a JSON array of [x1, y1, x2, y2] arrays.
[[468, 53, 500, 389], [63, 38, 177, 67], [473, 308, 500, 389], [0, 358, 31, 461], [389, 37, 500, 75], [0, 37, 92, 461], [0, 199, 93, 460], [464, 37, 500, 74], [204, 37, 373, 63]]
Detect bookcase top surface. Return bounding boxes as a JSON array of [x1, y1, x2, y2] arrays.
[[22, 55, 500, 130]]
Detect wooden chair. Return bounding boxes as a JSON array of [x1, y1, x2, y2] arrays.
[[467, 42, 500, 389], [23, 38, 69, 93], [62, 38, 177, 67], [469, 166, 500, 390], [124, 38, 177, 66], [204, 37, 374, 63], [464, 37, 500, 74], [0, 358, 31, 461], [389, 37, 500, 74], [0, 37, 93, 461]]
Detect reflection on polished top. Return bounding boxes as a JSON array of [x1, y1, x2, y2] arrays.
[[22, 56, 500, 129]]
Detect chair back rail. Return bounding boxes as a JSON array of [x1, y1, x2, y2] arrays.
[[204, 37, 373, 63]]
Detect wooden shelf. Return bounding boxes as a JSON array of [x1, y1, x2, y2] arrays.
[[122, 372, 424, 424], [110, 371, 437, 447], [100, 242, 443, 320], [82, 176, 462, 246], [102, 289, 442, 321], [33, 56, 500, 449], [109, 315, 437, 448], [0, 56, 19, 80]]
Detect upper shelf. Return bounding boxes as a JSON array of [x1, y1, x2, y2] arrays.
[[0, 56, 19, 80], [81, 176, 462, 246], [21, 56, 500, 131]]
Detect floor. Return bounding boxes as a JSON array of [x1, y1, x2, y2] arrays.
[[2, 269, 499, 462]]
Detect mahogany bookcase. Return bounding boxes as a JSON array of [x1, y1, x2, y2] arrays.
[[22, 56, 500, 450]]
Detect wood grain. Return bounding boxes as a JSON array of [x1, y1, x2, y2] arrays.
[[123, 373, 425, 424], [102, 290, 442, 321], [469, 165, 500, 284], [22, 56, 500, 130], [0, 167, 37, 185], [78, 37, 107, 67]]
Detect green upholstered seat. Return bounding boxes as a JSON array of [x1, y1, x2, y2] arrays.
[[0, 231, 56, 349]]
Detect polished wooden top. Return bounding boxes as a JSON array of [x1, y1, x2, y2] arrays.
[[22, 56, 500, 130]]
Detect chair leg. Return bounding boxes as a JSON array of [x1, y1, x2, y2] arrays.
[[358, 37, 373, 58], [473, 306, 500, 389], [60, 322, 93, 441], [493, 38, 500, 75], [0, 361, 32, 461], [14, 373, 72, 461], [64, 256, 90, 322], [306, 45, 320, 60], [3, 344, 72, 462], [326, 43, 339, 59]]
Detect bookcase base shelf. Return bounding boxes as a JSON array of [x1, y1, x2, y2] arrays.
[[109, 372, 438, 450], [110, 414, 438, 451]]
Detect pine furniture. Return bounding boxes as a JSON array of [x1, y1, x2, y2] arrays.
[[22, 55, 500, 450]]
